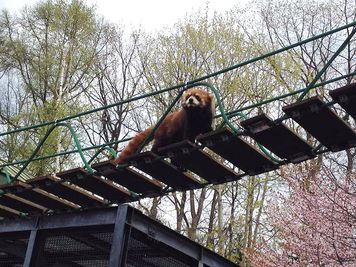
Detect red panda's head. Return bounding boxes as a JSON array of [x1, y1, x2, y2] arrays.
[[182, 88, 215, 114]]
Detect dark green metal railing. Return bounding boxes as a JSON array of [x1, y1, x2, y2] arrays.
[[2, 70, 354, 171], [0, 21, 354, 181]]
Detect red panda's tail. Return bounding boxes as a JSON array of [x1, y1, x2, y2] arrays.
[[114, 127, 153, 165]]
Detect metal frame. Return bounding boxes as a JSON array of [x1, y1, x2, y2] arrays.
[[0, 205, 239, 267]]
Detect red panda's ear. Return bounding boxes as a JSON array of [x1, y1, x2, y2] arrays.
[[182, 90, 188, 100], [181, 90, 188, 106]]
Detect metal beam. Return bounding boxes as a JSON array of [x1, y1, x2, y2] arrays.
[[109, 204, 129, 267], [23, 229, 39, 267], [129, 209, 239, 267], [39, 207, 117, 230], [67, 233, 111, 253], [0, 208, 117, 233]]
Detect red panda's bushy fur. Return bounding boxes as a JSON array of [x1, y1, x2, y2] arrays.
[[114, 88, 215, 164]]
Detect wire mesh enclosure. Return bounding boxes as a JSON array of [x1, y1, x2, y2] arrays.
[[0, 232, 29, 267], [34, 228, 113, 266], [126, 229, 195, 267], [0, 205, 240, 267]]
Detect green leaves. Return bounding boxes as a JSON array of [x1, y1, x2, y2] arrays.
[[0, 0, 109, 175]]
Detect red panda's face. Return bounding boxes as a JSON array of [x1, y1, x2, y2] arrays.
[[182, 88, 215, 112]]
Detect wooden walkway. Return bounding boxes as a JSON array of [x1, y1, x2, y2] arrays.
[[0, 84, 355, 219]]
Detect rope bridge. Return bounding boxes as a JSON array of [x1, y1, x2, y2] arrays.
[[0, 22, 355, 219]]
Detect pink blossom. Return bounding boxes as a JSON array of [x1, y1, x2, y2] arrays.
[[246, 169, 356, 266]]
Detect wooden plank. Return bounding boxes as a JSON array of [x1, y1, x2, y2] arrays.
[[240, 114, 315, 163], [0, 193, 45, 214], [92, 160, 163, 196], [0, 204, 21, 218], [158, 140, 240, 184], [283, 96, 356, 152], [56, 168, 134, 203], [329, 83, 356, 121], [28, 176, 106, 208], [198, 128, 278, 175], [0, 181, 77, 211], [125, 152, 202, 190]]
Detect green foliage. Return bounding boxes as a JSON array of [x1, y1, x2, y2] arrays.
[[0, 0, 109, 175]]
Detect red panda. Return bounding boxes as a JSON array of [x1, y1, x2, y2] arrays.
[[114, 88, 215, 164]]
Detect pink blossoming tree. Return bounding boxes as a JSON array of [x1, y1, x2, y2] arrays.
[[247, 168, 356, 266]]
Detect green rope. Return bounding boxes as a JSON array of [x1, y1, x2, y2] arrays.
[[312, 143, 324, 153], [13, 122, 93, 180]]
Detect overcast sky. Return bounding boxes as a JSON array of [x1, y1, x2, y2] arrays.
[[0, 0, 244, 32]]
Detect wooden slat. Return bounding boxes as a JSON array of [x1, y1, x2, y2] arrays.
[[198, 128, 278, 175], [0, 204, 21, 218], [283, 96, 356, 152], [0, 193, 44, 214], [28, 176, 106, 208], [329, 83, 356, 121], [92, 160, 163, 196], [125, 152, 201, 190], [0, 181, 76, 211], [159, 140, 240, 184], [240, 114, 315, 163], [56, 168, 133, 203]]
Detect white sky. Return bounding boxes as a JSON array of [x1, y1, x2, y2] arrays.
[[0, 0, 243, 32]]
